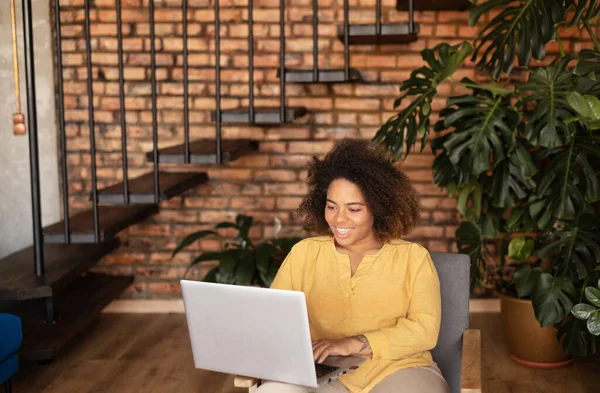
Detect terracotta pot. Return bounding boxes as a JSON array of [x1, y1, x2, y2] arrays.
[[497, 291, 573, 368]]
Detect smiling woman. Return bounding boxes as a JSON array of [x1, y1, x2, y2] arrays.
[[257, 140, 448, 393]]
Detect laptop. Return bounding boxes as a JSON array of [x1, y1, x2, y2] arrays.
[[180, 280, 364, 388]]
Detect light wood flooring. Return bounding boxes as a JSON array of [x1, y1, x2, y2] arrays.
[[12, 313, 600, 393]]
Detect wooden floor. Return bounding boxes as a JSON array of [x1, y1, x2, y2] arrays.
[[13, 313, 600, 393]]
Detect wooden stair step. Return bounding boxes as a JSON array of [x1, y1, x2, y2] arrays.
[[95, 171, 209, 205], [15, 273, 134, 361], [146, 139, 259, 164], [397, 0, 471, 11], [0, 239, 119, 301], [277, 68, 362, 83], [43, 205, 158, 244], [210, 107, 308, 125], [337, 23, 419, 45]]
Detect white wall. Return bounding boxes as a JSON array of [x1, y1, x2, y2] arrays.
[[0, 0, 60, 258]]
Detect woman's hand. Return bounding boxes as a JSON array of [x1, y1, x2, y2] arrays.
[[312, 335, 372, 363]]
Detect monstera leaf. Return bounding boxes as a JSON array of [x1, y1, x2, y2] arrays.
[[436, 79, 520, 176], [374, 42, 473, 160], [470, 0, 566, 78], [567, 0, 600, 27], [574, 49, 600, 81], [532, 131, 600, 224], [490, 141, 537, 207], [532, 273, 576, 327], [455, 220, 492, 290], [518, 56, 577, 148], [536, 214, 600, 282]]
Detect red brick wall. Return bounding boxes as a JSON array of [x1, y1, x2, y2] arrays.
[[56, 0, 595, 298]]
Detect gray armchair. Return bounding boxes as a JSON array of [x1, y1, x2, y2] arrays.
[[234, 252, 482, 393]]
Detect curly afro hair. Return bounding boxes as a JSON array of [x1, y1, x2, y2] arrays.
[[296, 139, 421, 241]]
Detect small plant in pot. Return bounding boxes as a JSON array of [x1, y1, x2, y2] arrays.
[[173, 214, 303, 287], [374, 0, 600, 365]]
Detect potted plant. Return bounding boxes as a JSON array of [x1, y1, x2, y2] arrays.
[[374, 0, 600, 366], [173, 214, 303, 287]]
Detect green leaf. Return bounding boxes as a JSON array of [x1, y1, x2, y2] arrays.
[[585, 286, 600, 307], [519, 57, 576, 148], [533, 131, 600, 221], [490, 143, 536, 208], [437, 80, 520, 182], [556, 317, 597, 356], [514, 265, 542, 298], [588, 311, 600, 336], [172, 230, 217, 257], [568, 91, 594, 119], [574, 49, 600, 80], [536, 215, 600, 283], [508, 236, 535, 262], [219, 249, 240, 281], [572, 303, 598, 320], [374, 42, 473, 160], [234, 256, 255, 286], [190, 251, 223, 267], [531, 273, 576, 327], [456, 221, 487, 290], [215, 222, 237, 229], [203, 267, 219, 283], [470, 0, 565, 78]]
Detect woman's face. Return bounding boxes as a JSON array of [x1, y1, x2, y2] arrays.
[[325, 178, 377, 248]]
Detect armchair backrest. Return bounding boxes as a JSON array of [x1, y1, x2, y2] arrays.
[[429, 252, 471, 393]]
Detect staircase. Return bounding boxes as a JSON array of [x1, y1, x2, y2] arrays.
[[0, 0, 469, 362]]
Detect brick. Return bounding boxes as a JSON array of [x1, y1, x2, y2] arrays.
[[335, 98, 380, 111], [103, 253, 146, 265], [276, 197, 304, 210], [231, 197, 276, 210], [253, 170, 297, 182], [288, 141, 334, 154], [264, 182, 308, 195], [184, 197, 230, 209]]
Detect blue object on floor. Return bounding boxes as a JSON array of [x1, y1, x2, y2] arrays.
[[0, 313, 22, 392]]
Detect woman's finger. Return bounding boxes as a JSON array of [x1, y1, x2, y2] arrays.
[[317, 346, 331, 363], [313, 341, 330, 362]]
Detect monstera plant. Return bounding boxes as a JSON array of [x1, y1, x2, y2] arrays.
[[173, 214, 302, 287], [374, 0, 600, 356]]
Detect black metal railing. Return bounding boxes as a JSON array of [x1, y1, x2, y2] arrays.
[[22, 0, 44, 275], [116, 0, 131, 204], [26, 0, 417, 276], [149, 0, 160, 202], [84, 0, 100, 242], [54, 0, 70, 245]]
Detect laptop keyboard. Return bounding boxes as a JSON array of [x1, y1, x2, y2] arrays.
[[315, 363, 340, 378]]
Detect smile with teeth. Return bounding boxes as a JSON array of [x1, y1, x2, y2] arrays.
[[335, 227, 352, 236]]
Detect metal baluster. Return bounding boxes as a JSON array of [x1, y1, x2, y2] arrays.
[[344, 0, 349, 80], [183, 0, 190, 163], [279, 0, 286, 122], [149, 0, 160, 201], [376, 0, 381, 35], [408, 0, 414, 34], [54, 0, 70, 242], [312, 0, 318, 82], [116, 0, 130, 203], [248, 0, 254, 123], [84, 0, 100, 242], [22, 0, 44, 273], [214, 0, 222, 163]]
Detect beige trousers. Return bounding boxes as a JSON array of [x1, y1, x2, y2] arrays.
[[255, 365, 449, 393]]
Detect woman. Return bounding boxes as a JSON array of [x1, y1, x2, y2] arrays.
[[257, 140, 449, 393]]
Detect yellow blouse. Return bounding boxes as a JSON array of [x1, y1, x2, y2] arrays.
[[270, 236, 442, 393]]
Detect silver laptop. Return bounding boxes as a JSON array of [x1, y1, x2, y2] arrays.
[[180, 280, 364, 388]]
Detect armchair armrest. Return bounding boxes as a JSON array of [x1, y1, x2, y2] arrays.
[[460, 329, 482, 393], [234, 376, 260, 392]]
